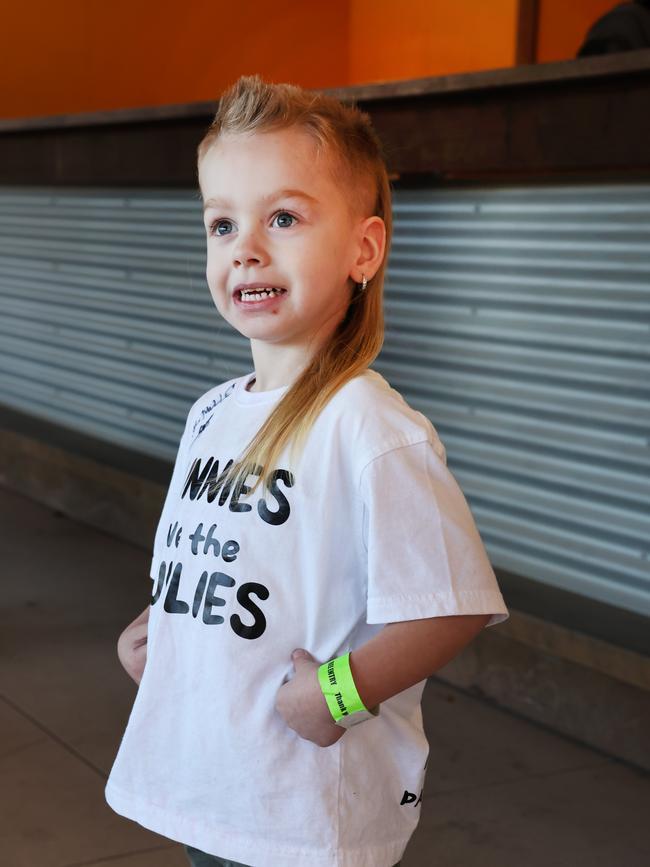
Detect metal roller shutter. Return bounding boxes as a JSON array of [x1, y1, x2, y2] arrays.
[[0, 182, 648, 616]]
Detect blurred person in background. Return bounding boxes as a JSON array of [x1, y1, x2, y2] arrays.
[[577, 0, 650, 55]]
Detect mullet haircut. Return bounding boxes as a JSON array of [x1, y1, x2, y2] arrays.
[[196, 74, 394, 499]]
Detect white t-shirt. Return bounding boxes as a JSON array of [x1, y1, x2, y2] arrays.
[[105, 367, 509, 867]]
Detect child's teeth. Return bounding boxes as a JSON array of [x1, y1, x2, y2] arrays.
[[240, 288, 285, 301]]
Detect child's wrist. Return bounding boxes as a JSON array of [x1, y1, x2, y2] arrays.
[[317, 652, 380, 728]]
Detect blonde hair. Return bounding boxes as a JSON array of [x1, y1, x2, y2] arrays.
[[196, 74, 393, 498]]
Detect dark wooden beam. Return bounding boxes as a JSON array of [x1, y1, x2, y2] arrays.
[[367, 68, 650, 183], [1, 50, 649, 186], [516, 0, 539, 65]]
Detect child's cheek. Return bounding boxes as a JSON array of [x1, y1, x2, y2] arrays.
[[205, 265, 229, 310]]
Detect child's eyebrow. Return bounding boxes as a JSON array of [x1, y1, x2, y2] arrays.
[[203, 188, 319, 212]]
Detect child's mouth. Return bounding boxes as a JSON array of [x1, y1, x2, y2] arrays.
[[235, 287, 288, 309]]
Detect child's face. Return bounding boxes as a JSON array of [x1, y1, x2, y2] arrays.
[[199, 126, 373, 357]]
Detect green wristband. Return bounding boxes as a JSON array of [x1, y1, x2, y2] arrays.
[[318, 652, 369, 723]]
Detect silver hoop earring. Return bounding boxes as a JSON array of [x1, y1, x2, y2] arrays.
[[360, 274, 368, 292]]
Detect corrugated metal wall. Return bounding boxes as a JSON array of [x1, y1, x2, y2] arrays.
[[0, 183, 648, 617]]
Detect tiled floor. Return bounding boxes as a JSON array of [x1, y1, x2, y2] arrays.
[[1, 485, 648, 867]]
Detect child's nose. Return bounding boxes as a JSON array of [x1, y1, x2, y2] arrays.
[[233, 232, 268, 266]]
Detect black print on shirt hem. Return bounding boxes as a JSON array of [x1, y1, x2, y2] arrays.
[[400, 788, 423, 808], [400, 758, 427, 808]]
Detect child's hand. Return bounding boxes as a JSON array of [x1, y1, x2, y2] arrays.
[[117, 622, 148, 686], [275, 649, 346, 748], [116, 605, 151, 686]]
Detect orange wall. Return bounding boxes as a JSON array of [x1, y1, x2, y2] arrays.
[[1, 0, 629, 122], [537, 0, 622, 62], [3, 0, 349, 119], [349, 0, 518, 82], [3, 0, 519, 121]]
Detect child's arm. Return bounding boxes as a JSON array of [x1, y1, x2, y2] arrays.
[[349, 613, 491, 710], [278, 614, 491, 748], [116, 604, 151, 686]]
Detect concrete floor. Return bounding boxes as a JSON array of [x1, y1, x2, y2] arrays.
[[1, 484, 648, 867]]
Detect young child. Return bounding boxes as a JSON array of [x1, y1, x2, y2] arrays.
[[105, 74, 509, 867]]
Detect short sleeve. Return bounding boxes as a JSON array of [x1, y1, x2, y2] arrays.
[[360, 438, 509, 628]]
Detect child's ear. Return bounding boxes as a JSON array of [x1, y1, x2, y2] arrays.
[[355, 216, 386, 278]]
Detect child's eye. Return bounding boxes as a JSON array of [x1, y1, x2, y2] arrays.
[[210, 219, 232, 237], [208, 210, 297, 237], [273, 211, 297, 229]]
